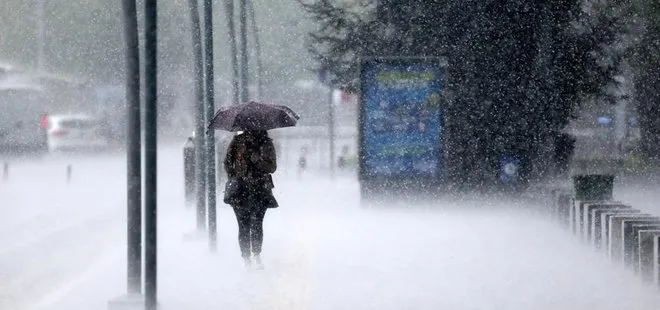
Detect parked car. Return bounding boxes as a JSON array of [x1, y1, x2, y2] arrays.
[[46, 114, 109, 152]]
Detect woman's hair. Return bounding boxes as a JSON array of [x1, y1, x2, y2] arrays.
[[245, 130, 268, 138]]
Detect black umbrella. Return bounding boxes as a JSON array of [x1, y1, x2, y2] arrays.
[[208, 101, 300, 132]]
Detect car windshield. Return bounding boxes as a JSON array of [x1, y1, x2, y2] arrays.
[[58, 118, 94, 129]]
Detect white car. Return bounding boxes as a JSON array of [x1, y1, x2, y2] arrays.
[[46, 114, 109, 152]]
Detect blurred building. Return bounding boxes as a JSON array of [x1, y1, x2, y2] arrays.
[[0, 65, 95, 113]]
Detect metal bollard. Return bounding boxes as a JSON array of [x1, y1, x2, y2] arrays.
[[183, 137, 195, 206], [609, 214, 656, 261], [568, 199, 577, 233], [543, 188, 556, 215], [623, 221, 660, 268], [590, 205, 633, 249], [638, 230, 660, 283], [2, 162, 7, 181], [581, 201, 621, 241], [66, 164, 72, 183], [556, 192, 572, 228], [652, 235, 660, 287], [600, 210, 643, 251], [571, 200, 600, 237]]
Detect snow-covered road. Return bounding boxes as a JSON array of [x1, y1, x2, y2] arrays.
[[0, 152, 128, 310], [2, 146, 660, 310]]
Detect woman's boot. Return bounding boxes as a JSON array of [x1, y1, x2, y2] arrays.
[[253, 254, 264, 270]]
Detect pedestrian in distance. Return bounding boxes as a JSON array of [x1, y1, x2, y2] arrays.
[[297, 146, 308, 179], [223, 130, 278, 269]]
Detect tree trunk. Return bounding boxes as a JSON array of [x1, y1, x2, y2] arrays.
[[638, 83, 660, 160]]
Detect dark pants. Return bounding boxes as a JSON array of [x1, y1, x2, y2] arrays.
[[233, 203, 267, 258]]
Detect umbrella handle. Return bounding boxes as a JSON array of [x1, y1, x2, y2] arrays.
[[205, 122, 214, 135]]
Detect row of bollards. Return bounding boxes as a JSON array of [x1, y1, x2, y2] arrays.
[[546, 174, 660, 290], [1, 161, 72, 183]]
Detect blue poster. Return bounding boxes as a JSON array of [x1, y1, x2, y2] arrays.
[[360, 59, 444, 178]]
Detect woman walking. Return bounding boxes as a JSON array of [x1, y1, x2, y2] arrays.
[[224, 130, 278, 269]]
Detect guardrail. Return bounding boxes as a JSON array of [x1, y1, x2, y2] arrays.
[[538, 174, 660, 289]]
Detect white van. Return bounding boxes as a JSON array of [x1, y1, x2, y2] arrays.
[[0, 83, 49, 155]]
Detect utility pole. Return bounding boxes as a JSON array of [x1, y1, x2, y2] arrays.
[[319, 68, 335, 178], [224, 0, 239, 106], [238, 0, 249, 102], [36, 0, 45, 71], [203, 0, 217, 251], [120, 0, 142, 296], [189, 0, 207, 231], [143, 0, 158, 307], [247, 0, 263, 100], [328, 87, 335, 178]]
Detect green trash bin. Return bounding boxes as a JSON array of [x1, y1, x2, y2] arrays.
[[573, 174, 614, 201]]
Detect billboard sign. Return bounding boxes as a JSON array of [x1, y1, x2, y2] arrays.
[[358, 57, 445, 179]]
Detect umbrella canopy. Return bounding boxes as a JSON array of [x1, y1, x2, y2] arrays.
[[208, 101, 300, 132]]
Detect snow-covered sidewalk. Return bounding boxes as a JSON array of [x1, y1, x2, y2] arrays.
[[25, 174, 660, 310]]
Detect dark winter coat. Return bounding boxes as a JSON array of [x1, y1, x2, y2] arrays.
[[223, 131, 278, 208]]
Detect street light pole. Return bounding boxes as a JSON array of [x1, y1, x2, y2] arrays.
[[224, 0, 239, 106], [36, 0, 45, 71], [247, 0, 263, 100], [328, 87, 335, 178], [319, 68, 335, 178], [203, 0, 217, 251], [120, 0, 142, 296], [143, 0, 158, 308], [238, 0, 249, 102], [189, 0, 207, 231]]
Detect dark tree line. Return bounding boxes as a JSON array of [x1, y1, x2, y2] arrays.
[[300, 0, 625, 186], [630, 0, 660, 160]]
